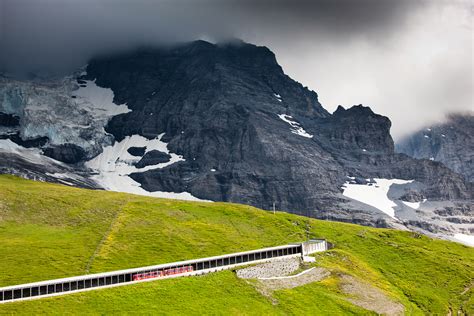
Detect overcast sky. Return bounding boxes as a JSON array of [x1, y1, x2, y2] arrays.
[[1, 0, 472, 139]]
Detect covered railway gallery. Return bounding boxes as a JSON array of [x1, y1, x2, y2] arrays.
[[1, 243, 309, 302]]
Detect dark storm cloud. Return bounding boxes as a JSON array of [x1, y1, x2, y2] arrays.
[[1, 0, 422, 75], [1, 0, 472, 138]]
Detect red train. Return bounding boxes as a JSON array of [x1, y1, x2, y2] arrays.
[[132, 266, 193, 281]]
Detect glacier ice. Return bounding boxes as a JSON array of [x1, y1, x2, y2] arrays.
[[0, 72, 130, 159]]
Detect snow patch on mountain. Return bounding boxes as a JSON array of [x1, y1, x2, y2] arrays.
[[278, 114, 313, 138], [452, 233, 474, 247], [0, 139, 61, 166], [86, 133, 208, 201], [401, 199, 427, 210], [72, 79, 130, 118], [342, 178, 414, 218], [0, 139, 99, 187]]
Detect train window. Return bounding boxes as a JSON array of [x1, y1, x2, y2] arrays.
[[78, 280, 85, 289], [22, 288, 30, 298], [230, 257, 235, 264], [48, 285, 55, 293], [13, 289, 21, 299], [63, 283, 70, 292], [119, 275, 124, 283], [40, 286, 47, 295], [99, 278, 105, 286], [224, 258, 229, 265], [71, 282, 78, 291], [4, 290, 12, 300], [92, 279, 98, 287], [30, 287, 38, 296], [112, 276, 118, 284], [106, 277, 112, 285], [55, 284, 62, 293]]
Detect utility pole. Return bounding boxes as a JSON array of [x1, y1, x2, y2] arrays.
[[272, 202, 275, 215], [305, 220, 311, 242]]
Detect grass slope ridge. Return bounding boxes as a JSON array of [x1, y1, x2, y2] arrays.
[[0, 175, 472, 315]]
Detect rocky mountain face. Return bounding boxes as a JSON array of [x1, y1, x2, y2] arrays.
[[396, 113, 474, 182], [0, 41, 472, 243]]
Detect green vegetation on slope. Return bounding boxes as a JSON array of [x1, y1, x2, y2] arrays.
[[0, 175, 472, 315]]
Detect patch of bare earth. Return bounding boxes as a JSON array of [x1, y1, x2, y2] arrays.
[[253, 267, 330, 304], [339, 274, 405, 316]]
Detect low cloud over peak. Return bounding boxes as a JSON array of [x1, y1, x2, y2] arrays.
[[1, 0, 472, 139]]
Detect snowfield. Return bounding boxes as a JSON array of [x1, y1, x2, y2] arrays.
[[72, 79, 131, 118], [342, 178, 414, 218], [86, 133, 209, 202], [452, 234, 474, 247]]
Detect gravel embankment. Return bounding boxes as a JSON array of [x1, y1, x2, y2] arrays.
[[236, 257, 301, 279]]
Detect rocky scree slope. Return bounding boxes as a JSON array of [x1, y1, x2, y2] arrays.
[[0, 41, 472, 238]]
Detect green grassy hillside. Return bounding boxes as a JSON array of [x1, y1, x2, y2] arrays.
[[0, 175, 472, 315]]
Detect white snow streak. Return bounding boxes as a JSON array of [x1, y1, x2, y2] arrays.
[[278, 114, 313, 138], [342, 178, 414, 218]]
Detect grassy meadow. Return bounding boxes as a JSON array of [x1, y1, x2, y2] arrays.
[[0, 175, 472, 315]]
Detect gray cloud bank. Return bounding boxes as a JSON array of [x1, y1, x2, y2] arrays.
[[1, 0, 472, 139]]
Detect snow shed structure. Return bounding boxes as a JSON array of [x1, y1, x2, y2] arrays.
[[0, 240, 328, 303]]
